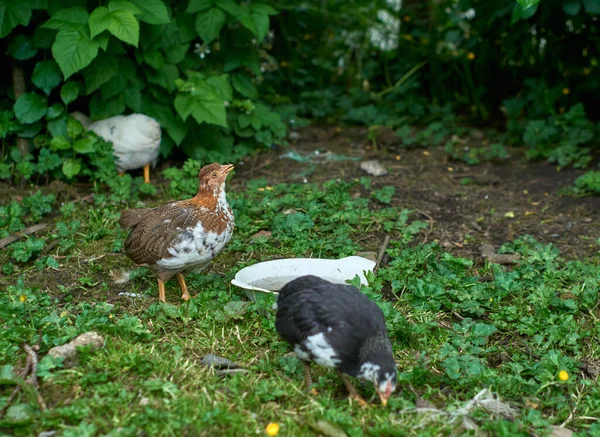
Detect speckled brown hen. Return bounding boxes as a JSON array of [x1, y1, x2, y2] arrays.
[[119, 163, 235, 302]]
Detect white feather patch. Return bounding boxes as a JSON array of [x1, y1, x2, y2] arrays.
[[303, 333, 340, 368], [157, 217, 233, 270], [294, 344, 310, 362], [357, 362, 380, 382]]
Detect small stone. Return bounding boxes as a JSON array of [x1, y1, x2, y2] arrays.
[[470, 129, 484, 140], [201, 354, 238, 369], [139, 397, 150, 407], [360, 160, 387, 177], [289, 131, 300, 141], [46, 332, 104, 367], [282, 208, 297, 215], [481, 244, 520, 265], [251, 230, 272, 239], [550, 426, 573, 437]]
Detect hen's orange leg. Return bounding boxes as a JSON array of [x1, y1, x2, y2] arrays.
[[338, 371, 367, 407], [176, 274, 190, 300], [143, 163, 150, 184], [303, 362, 318, 395], [158, 279, 166, 302]]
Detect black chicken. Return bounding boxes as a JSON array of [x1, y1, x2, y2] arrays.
[[275, 275, 397, 406]]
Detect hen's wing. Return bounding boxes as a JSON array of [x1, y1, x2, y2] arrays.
[[122, 202, 199, 266], [276, 283, 386, 355]]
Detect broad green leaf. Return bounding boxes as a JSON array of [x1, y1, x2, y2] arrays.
[[206, 75, 232, 100], [107, 9, 140, 46], [164, 42, 189, 64], [124, 87, 142, 111], [130, 0, 170, 24], [145, 64, 179, 91], [48, 115, 68, 138], [88, 6, 111, 38], [176, 11, 196, 42], [511, 2, 538, 23], [14, 93, 47, 124], [6, 35, 37, 60], [195, 7, 225, 43], [50, 135, 72, 151], [82, 53, 119, 94], [89, 93, 125, 119], [108, 0, 142, 14], [186, 0, 213, 13], [42, 7, 89, 30], [232, 73, 257, 99], [563, 0, 582, 14], [45, 103, 65, 120], [174, 93, 195, 120], [144, 50, 165, 69], [251, 3, 277, 15], [100, 73, 128, 100], [52, 28, 100, 79], [239, 8, 270, 42], [0, 365, 17, 385], [67, 117, 84, 138], [97, 34, 110, 51], [583, 0, 600, 13], [0, 2, 33, 38], [216, 0, 240, 15], [175, 93, 227, 127], [4, 404, 35, 425], [191, 99, 227, 127], [60, 82, 80, 105], [73, 137, 96, 153], [62, 158, 82, 179], [32, 60, 62, 95]]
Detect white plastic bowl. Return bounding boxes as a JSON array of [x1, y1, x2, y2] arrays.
[[231, 256, 376, 302]]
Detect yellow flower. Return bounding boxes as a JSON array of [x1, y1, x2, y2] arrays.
[[468, 52, 476, 60], [279, 61, 288, 67], [265, 186, 273, 191], [395, 155, 401, 161], [19, 295, 27, 302], [257, 188, 265, 192], [265, 423, 280, 436], [562, 88, 570, 95], [558, 370, 569, 381]]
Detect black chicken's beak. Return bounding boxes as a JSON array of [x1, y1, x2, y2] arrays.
[[377, 382, 393, 407]]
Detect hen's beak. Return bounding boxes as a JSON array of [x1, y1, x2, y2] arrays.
[[221, 164, 234, 174], [377, 382, 393, 407]]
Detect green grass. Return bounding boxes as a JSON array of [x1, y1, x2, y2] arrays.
[[1, 164, 600, 436]]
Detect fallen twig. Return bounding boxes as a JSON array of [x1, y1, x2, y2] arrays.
[[374, 235, 391, 272], [0, 343, 46, 419], [23, 344, 47, 410], [0, 223, 48, 249], [417, 210, 435, 245]]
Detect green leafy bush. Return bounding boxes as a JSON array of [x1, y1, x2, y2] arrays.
[[1, 0, 285, 183], [263, 0, 599, 165], [573, 171, 600, 195]]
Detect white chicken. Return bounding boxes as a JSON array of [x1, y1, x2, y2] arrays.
[[70, 112, 161, 183]]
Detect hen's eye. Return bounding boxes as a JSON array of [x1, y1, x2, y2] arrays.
[[212, 172, 217, 177]]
